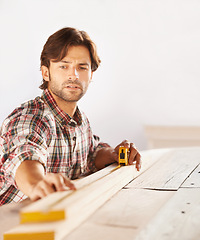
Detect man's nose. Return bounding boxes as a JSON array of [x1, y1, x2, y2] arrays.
[[68, 67, 79, 80]]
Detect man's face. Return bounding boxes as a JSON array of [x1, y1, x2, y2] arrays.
[[42, 45, 93, 103]]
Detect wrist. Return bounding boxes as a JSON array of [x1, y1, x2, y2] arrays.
[[94, 147, 117, 170]]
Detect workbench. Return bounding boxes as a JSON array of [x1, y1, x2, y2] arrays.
[[1, 147, 200, 240]]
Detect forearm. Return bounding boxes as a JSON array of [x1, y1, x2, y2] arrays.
[[15, 160, 45, 197], [94, 147, 117, 170], [15, 160, 75, 201]]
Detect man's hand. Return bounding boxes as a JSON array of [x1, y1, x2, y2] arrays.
[[115, 140, 141, 171], [15, 160, 76, 201], [29, 173, 76, 201], [94, 140, 141, 171]]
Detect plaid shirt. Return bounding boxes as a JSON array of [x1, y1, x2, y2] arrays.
[[0, 89, 109, 205]]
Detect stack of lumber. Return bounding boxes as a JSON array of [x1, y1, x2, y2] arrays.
[[3, 150, 160, 240]]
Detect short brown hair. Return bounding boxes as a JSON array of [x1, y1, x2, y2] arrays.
[[40, 27, 101, 90]]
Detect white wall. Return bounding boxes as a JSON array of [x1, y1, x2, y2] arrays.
[[0, 0, 200, 150]]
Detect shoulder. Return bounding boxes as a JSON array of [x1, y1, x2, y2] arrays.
[[1, 96, 54, 133], [6, 96, 44, 118]]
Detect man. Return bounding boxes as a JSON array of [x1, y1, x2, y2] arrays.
[[0, 27, 141, 205]]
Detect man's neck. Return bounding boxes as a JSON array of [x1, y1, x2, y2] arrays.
[[58, 101, 77, 117], [49, 91, 77, 117]]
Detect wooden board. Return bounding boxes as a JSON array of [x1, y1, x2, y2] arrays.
[[181, 164, 200, 188], [63, 189, 174, 240], [3, 165, 136, 240], [64, 222, 137, 240], [19, 164, 134, 223], [135, 188, 200, 240], [84, 188, 174, 229], [19, 148, 161, 224], [127, 147, 200, 190]]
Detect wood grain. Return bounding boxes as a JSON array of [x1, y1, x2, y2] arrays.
[[64, 188, 174, 240], [19, 148, 161, 224], [4, 165, 136, 239], [181, 164, 200, 188], [135, 188, 200, 240], [127, 147, 200, 190]]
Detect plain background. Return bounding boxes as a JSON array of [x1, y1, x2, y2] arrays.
[[0, 0, 200, 150]]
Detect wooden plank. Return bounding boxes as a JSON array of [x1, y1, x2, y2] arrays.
[[181, 164, 200, 188], [127, 147, 200, 190], [18, 163, 121, 223], [19, 148, 162, 224], [64, 222, 137, 240], [3, 165, 135, 240], [2, 163, 121, 237], [135, 188, 200, 240], [19, 164, 133, 223], [86, 189, 174, 228], [63, 189, 174, 240]]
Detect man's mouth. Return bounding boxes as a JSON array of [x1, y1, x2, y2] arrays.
[[66, 84, 81, 90]]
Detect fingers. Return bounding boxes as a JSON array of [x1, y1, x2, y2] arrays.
[[115, 140, 130, 152], [45, 173, 76, 191], [128, 143, 137, 164], [128, 142, 141, 171], [30, 173, 76, 201], [63, 176, 76, 190], [135, 152, 141, 171], [30, 180, 55, 201]]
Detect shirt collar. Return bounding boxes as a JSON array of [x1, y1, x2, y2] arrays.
[[41, 89, 82, 126]]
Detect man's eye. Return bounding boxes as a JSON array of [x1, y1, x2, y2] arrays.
[[79, 66, 88, 70], [60, 66, 67, 69]]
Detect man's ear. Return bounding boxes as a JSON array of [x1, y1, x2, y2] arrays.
[[41, 66, 50, 82]]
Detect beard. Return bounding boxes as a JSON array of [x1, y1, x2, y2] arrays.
[[48, 75, 87, 103]]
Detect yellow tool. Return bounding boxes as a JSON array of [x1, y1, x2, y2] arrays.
[[111, 146, 129, 172], [118, 146, 129, 166]]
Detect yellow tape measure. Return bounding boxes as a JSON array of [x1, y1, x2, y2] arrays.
[[110, 146, 129, 172], [118, 146, 129, 166]]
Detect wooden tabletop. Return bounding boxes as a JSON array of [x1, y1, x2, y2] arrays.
[[1, 147, 200, 240]]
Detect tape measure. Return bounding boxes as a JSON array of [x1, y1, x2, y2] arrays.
[[118, 146, 129, 166], [110, 146, 129, 172]]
